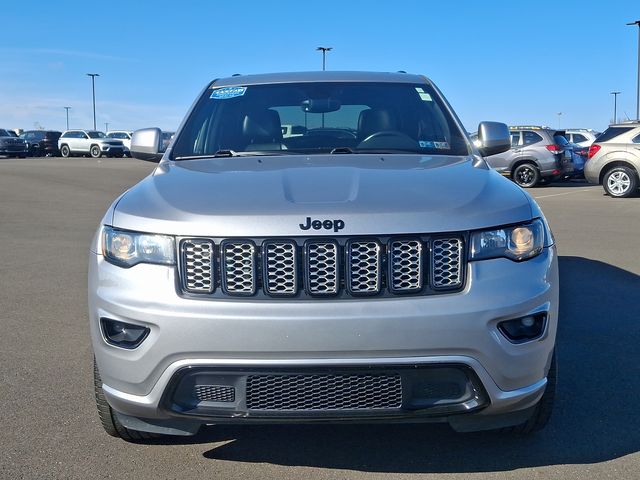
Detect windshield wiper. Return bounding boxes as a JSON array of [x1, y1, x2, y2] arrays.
[[173, 150, 295, 160]]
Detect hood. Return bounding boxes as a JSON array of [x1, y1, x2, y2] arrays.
[[111, 155, 533, 236]]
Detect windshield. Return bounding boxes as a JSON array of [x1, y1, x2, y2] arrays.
[[0, 129, 10, 136], [87, 131, 105, 139], [171, 82, 469, 159]]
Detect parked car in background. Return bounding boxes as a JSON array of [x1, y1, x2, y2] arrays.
[[19, 130, 62, 156], [58, 130, 125, 158], [106, 131, 133, 156], [0, 128, 28, 157], [553, 132, 585, 179], [475, 126, 572, 187], [564, 129, 600, 147], [584, 122, 640, 197]]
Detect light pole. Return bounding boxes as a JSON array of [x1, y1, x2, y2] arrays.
[[64, 106, 71, 130], [627, 20, 640, 120], [611, 91, 621, 124], [86, 73, 100, 130], [105, 122, 109, 133], [316, 46, 332, 71], [556, 112, 562, 129]]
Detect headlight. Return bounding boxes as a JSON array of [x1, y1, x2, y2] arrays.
[[102, 226, 175, 267], [470, 219, 544, 262]]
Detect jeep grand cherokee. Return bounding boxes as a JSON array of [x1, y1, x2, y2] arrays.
[[89, 71, 558, 441]]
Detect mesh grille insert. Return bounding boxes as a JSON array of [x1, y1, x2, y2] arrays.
[[389, 239, 423, 292], [306, 242, 339, 295], [264, 241, 298, 295], [222, 241, 256, 295], [347, 240, 381, 294], [432, 238, 463, 288], [246, 374, 402, 410], [194, 385, 235, 402], [181, 240, 214, 293]]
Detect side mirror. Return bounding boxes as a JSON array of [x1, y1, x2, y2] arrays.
[[477, 121, 511, 157], [131, 128, 163, 162]]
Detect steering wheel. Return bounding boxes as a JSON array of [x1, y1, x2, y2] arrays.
[[357, 131, 417, 149]]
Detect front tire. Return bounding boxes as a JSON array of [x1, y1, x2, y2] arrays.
[[603, 166, 637, 198], [512, 163, 540, 188], [90, 145, 102, 158], [93, 358, 162, 442]]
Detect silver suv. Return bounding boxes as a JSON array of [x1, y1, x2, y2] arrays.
[[584, 122, 640, 197], [58, 130, 125, 158], [90, 72, 558, 441], [480, 126, 573, 187]]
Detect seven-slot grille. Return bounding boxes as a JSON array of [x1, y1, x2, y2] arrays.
[[179, 236, 464, 298], [245, 373, 403, 410]]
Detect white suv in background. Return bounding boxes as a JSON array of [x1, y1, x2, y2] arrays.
[[106, 131, 133, 156], [564, 129, 600, 147], [58, 130, 125, 158]]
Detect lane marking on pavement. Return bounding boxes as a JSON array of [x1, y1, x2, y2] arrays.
[[534, 188, 594, 199]]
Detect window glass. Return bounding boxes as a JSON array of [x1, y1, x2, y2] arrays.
[[632, 134, 640, 144], [510, 132, 521, 147], [87, 131, 105, 139], [572, 133, 587, 143], [0, 129, 9, 136], [171, 82, 469, 158], [523, 131, 543, 145], [596, 127, 634, 142]]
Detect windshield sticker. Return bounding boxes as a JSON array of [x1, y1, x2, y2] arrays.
[[419, 92, 432, 101], [210, 86, 247, 99], [420, 140, 449, 149]]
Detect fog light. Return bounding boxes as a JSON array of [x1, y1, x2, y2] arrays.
[[100, 318, 150, 349], [498, 313, 547, 343]]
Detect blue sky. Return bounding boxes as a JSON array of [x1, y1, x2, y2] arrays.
[[0, 0, 638, 133]]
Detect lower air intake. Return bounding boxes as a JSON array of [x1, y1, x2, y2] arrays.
[[246, 373, 402, 411]]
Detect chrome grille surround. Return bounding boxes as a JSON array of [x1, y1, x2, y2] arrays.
[[179, 235, 465, 298], [263, 241, 298, 296], [305, 241, 339, 296], [180, 239, 215, 293], [346, 240, 382, 295], [389, 239, 423, 293], [221, 240, 257, 295], [431, 238, 463, 289], [245, 373, 402, 411]]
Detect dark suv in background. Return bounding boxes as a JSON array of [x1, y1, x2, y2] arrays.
[[478, 126, 573, 187], [19, 130, 62, 156]]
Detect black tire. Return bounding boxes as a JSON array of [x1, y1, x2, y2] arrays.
[[60, 145, 70, 158], [603, 166, 638, 198], [90, 145, 102, 158], [93, 358, 162, 442], [502, 352, 556, 434], [512, 163, 541, 188]]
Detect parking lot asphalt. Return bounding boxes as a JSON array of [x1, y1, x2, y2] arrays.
[[1, 157, 639, 479]]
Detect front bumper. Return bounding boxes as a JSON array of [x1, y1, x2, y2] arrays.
[[90, 245, 558, 427]]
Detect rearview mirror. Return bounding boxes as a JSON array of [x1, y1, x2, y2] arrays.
[[131, 128, 163, 162], [301, 98, 341, 113], [477, 121, 510, 157]]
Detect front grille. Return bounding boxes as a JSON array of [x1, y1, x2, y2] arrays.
[[179, 235, 465, 299], [246, 374, 402, 410]]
